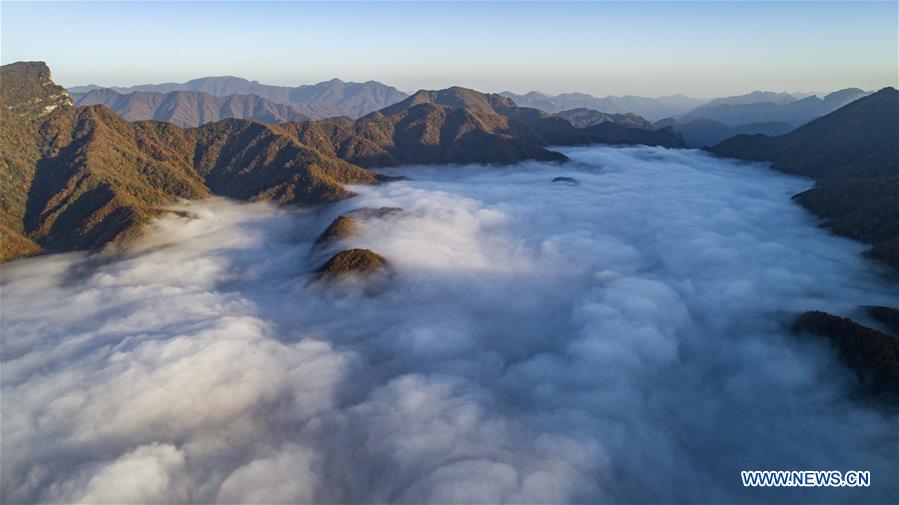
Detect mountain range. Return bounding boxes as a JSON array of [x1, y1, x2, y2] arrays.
[[69, 76, 409, 118], [547, 109, 795, 151], [645, 88, 870, 147], [711, 87, 899, 270], [0, 63, 380, 261], [500, 91, 708, 121], [0, 62, 685, 261], [284, 87, 684, 169], [682, 88, 869, 127], [71, 84, 688, 149], [503, 88, 870, 142], [71, 89, 319, 127], [69, 75, 871, 137], [4, 61, 894, 270]]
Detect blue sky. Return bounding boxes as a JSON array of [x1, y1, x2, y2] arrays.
[[2, 1, 896, 97]]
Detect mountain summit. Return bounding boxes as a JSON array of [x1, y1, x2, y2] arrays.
[[380, 87, 518, 116]]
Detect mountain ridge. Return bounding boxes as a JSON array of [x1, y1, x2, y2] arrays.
[[69, 75, 408, 118], [1, 78, 379, 260], [21, 62, 889, 265], [2, 63, 592, 260], [553, 108, 657, 130], [71, 89, 324, 126], [681, 88, 869, 127], [382, 87, 685, 148], [711, 87, 899, 270], [500, 90, 708, 121]]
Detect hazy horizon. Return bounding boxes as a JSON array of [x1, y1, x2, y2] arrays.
[[60, 73, 883, 101], [2, 1, 896, 97]]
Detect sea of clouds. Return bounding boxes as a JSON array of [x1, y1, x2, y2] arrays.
[[2, 146, 897, 504]]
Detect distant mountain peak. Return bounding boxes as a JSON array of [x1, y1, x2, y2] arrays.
[[71, 88, 316, 127], [822, 87, 869, 104], [680, 87, 872, 127], [67, 75, 409, 118], [500, 90, 709, 120], [188, 75, 247, 81], [696, 91, 797, 110]]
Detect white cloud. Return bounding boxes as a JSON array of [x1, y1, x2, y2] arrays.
[[215, 446, 317, 504], [2, 146, 897, 503], [74, 444, 188, 504]]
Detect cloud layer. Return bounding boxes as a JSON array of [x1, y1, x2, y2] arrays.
[[2, 146, 897, 503]]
